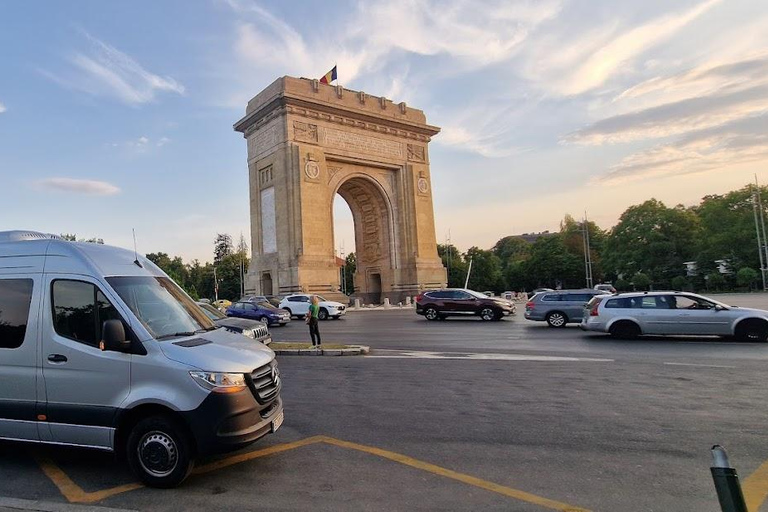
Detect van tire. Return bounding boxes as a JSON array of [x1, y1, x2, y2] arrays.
[[609, 321, 641, 340], [126, 415, 194, 488], [545, 311, 567, 328]]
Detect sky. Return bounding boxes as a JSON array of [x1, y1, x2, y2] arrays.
[[1, 0, 768, 262]]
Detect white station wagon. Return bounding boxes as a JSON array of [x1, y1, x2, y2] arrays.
[[581, 291, 768, 341]]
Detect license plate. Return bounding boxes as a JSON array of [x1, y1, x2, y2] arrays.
[[271, 410, 284, 432]]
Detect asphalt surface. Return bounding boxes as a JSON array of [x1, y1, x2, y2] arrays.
[[4, 293, 768, 511]]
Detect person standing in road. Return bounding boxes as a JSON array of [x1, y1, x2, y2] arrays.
[[306, 295, 321, 348]]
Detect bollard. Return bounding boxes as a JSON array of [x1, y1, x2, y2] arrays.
[[405, 296, 412, 306], [383, 298, 391, 309], [711, 445, 748, 512], [354, 298, 361, 309]]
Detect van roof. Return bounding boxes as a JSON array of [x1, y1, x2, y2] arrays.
[[0, 232, 164, 278]]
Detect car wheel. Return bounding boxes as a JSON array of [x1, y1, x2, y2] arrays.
[[546, 311, 567, 328], [480, 307, 497, 321], [735, 320, 768, 342], [424, 307, 439, 321], [126, 415, 194, 488], [318, 308, 329, 321], [282, 307, 292, 318], [609, 321, 641, 340]]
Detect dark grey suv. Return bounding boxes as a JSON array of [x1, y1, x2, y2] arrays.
[[524, 289, 609, 327]]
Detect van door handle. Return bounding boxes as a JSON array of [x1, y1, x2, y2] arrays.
[[47, 354, 67, 363]]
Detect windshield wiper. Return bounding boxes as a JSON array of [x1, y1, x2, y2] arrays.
[[156, 331, 196, 340]]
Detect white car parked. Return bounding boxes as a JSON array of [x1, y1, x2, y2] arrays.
[[581, 291, 768, 341], [279, 294, 346, 320]]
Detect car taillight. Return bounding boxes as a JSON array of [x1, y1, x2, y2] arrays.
[[590, 302, 601, 316], [416, 293, 425, 303], [525, 301, 534, 309]]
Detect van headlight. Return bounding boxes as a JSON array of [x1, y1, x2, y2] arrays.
[[190, 371, 247, 393]]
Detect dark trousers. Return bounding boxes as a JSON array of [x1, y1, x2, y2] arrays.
[[308, 317, 321, 345]]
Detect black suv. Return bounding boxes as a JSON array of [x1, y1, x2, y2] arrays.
[[416, 288, 515, 321]]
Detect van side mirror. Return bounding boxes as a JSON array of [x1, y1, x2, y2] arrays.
[[100, 320, 130, 352]]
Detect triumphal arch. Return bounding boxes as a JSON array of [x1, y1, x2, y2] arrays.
[[234, 76, 447, 304]]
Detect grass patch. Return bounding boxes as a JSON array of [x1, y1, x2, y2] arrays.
[[271, 342, 351, 350]]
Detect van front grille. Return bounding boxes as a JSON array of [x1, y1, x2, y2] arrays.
[[249, 361, 280, 404]]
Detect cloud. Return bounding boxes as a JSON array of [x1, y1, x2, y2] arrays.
[[41, 32, 185, 105], [110, 135, 170, 152], [565, 84, 768, 145], [522, 0, 721, 96], [35, 178, 121, 196], [227, 0, 561, 88], [598, 115, 768, 184], [0, 102, 6, 113]]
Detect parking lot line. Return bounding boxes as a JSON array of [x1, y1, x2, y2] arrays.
[[33, 435, 591, 511], [742, 458, 768, 511], [317, 436, 591, 512], [36, 456, 143, 504]]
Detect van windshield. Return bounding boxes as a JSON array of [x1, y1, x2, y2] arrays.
[[106, 276, 215, 340]]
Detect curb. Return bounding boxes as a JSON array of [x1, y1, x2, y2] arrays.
[[0, 497, 135, 512], [272, 345, 369, 356]]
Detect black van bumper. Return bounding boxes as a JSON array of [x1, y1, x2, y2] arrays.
[[181, 389, 283, 456]]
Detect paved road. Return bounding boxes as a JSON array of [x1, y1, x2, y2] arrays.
[[3, 301, 768, 511]]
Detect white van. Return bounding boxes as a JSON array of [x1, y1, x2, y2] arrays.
[[0, 231, 283, 487]]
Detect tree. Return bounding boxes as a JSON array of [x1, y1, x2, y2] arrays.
[[559, 214, 607, 286], [632, 272, 651, 291], [343, 252, 356, 294], [706, 272, 726, 291], [737, 267, 759, 290], [464, 247, 502, 292], [603, 199, 700, 288], [521, 234, 583, 290], [437, 243, 467, 288], [214, 233, 233, 265], [670, 275, 687, 291]]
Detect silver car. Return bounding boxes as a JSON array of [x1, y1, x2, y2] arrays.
[[580, 291, 768, 341], [524, 289, 609, 327]]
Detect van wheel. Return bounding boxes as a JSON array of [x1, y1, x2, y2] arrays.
[[282, 307, 292, 318], [126, 415, 194, 488], [480, 308, 497, 321], [735, 320, 768, 342], [546, 311, 567, 328], [609, 321, 641, 340], [424, 307, 439, 321], [318, 308, 329, 320]]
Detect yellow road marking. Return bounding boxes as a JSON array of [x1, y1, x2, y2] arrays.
[[193, 435, 325, 475], [742, 458, 768, 512], [36, 456, 142, 504], [35, 435, 590, 511], [318, 436, 590, 512]]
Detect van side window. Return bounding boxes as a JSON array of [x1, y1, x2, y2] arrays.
[[0, 279, 34, 349], [541, 294, 561, 302], [52, 280, 120, 347]]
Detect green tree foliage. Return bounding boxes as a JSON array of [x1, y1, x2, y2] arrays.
[[61, 234, 104, 244], [632, 272, 651, 291], [342, 252, 356, 294], [464, 247, 502, 292], [521, 234, 583, 290], [737, 267, 759, 289], [437, 243, 468, 288], [603, 199, 700, 289], [706, 272, 726, 291], [213, 233, 233, 265], [670, 275, 687, 291], [693, 186, 765, 272]]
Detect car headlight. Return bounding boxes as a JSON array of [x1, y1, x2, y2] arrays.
[[242, 329, 256, 339], [190, 371, 247, 393]]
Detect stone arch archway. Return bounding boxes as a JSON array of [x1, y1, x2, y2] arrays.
[[332, 173, 395, 303], [235, 76, 447, 304]]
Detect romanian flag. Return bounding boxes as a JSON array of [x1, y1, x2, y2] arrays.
[[319, 65, 337, 84]]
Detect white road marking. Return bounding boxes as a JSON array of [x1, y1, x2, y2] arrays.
[[663, 362, 737, 369], [366, 350, 613, 362]]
